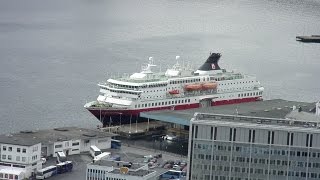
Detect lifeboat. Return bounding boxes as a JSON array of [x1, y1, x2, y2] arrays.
[[202, 82, 218, 90], [184, 84, 202, 91], [169, 89, 180, 94]]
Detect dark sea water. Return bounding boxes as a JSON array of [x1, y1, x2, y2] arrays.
[[0, 0, 320, 134]]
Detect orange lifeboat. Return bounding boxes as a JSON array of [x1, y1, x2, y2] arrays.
[[184, 84, 202, 91], [202, 82, 218, 90], [169, 89, 180, 94]]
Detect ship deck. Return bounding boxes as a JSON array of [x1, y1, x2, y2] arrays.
[[140, 99, 316, 126]]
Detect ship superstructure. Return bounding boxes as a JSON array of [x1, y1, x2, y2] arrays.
[[84, 53, 264, 126]]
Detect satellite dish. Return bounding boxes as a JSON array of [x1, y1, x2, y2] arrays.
[[120, 167, 129, 174]]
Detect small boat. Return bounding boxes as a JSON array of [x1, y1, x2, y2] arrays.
[[296, 35, 320, 43], [184, 84, 202, 91], [202, 82, 218, 90], [169, 90, 179, 94]]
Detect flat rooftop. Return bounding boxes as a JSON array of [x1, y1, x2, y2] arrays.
[[91, 160, 145, 170], [89, 159, 156, 177], [110, 169, 155, 177], [140, 99, 316, 126], [0, 165, 26, 175], [0, 127, 115, 146]]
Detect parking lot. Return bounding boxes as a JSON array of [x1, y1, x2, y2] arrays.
[[40, 144, 187, 180]]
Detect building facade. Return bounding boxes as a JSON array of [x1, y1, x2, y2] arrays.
[[0, 142, 42, 178], [0, 127, 114, 179], [188, 113, 320, 180]]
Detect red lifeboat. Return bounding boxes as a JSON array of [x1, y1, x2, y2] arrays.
[[202, 82, 218, 90], [184, 84, 202, 91], [169, 89, 180, 94]]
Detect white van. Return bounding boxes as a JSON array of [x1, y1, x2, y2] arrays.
[[93, 152, 111, 162], [90, 145, 102, 158]]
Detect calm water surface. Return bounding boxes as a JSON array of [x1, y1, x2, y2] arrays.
[[0, 0, 320, 134]]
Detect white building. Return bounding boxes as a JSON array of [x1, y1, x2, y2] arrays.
[[40, 127, 113, 157], [0, 139, 42, 179], [86, 160, 157, 180], [187, 110, 320, 180], [0, 166, 26, 180], [0, 127, 115, 179]]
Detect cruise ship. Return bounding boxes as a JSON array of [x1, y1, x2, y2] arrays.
[[84, 53, 264, 126]]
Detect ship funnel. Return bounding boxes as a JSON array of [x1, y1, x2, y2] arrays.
[[198, 53, 221, 71]]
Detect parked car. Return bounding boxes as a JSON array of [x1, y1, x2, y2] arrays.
[[154, 153, 162, 158], [164, 163, 173, 169], [40, 157, 47, 164]]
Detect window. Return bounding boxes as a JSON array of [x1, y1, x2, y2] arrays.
[[33, 146, 38, 152], [17, 148, 21, 153], [8, 147, 12, 152], [55, 144, 62, 148], [2, 146, 6, 151], [22, 148, 26, 153], [214, 127, 217, 140], [2, 155, 6, 159], [16, 156, 20, 161], [72, 142, 80, 146], [8, 155, 12, 160], [22, 157, 26, 162]]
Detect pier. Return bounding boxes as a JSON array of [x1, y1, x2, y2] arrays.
[[140, 99, 316, 126], [296, 35, 320, 43], [99, 121, 167, 139]]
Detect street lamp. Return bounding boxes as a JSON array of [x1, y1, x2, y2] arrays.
[[118, 113, 122, 127]]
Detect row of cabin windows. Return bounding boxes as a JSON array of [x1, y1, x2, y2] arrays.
[[169, 76, 247, 85], [170, 78, 201, 84], [145, 96, 164, 99], [219, 80, 255, 86], [105, 80, 256, 93], [135, 99, 192, 108], [107, 77, 253, 90], [109, 82, 166, 89], [101, 87, 140, 95], [218, 87, 253, 92], [237, 91, 262, 98], [108, 82, 140, 89]]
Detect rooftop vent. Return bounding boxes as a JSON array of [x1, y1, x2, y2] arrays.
[[57, 137, 68, 141], [20, 130, 33, 134], [82, 133, 97, 137], [54, 128, 69, 132]]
